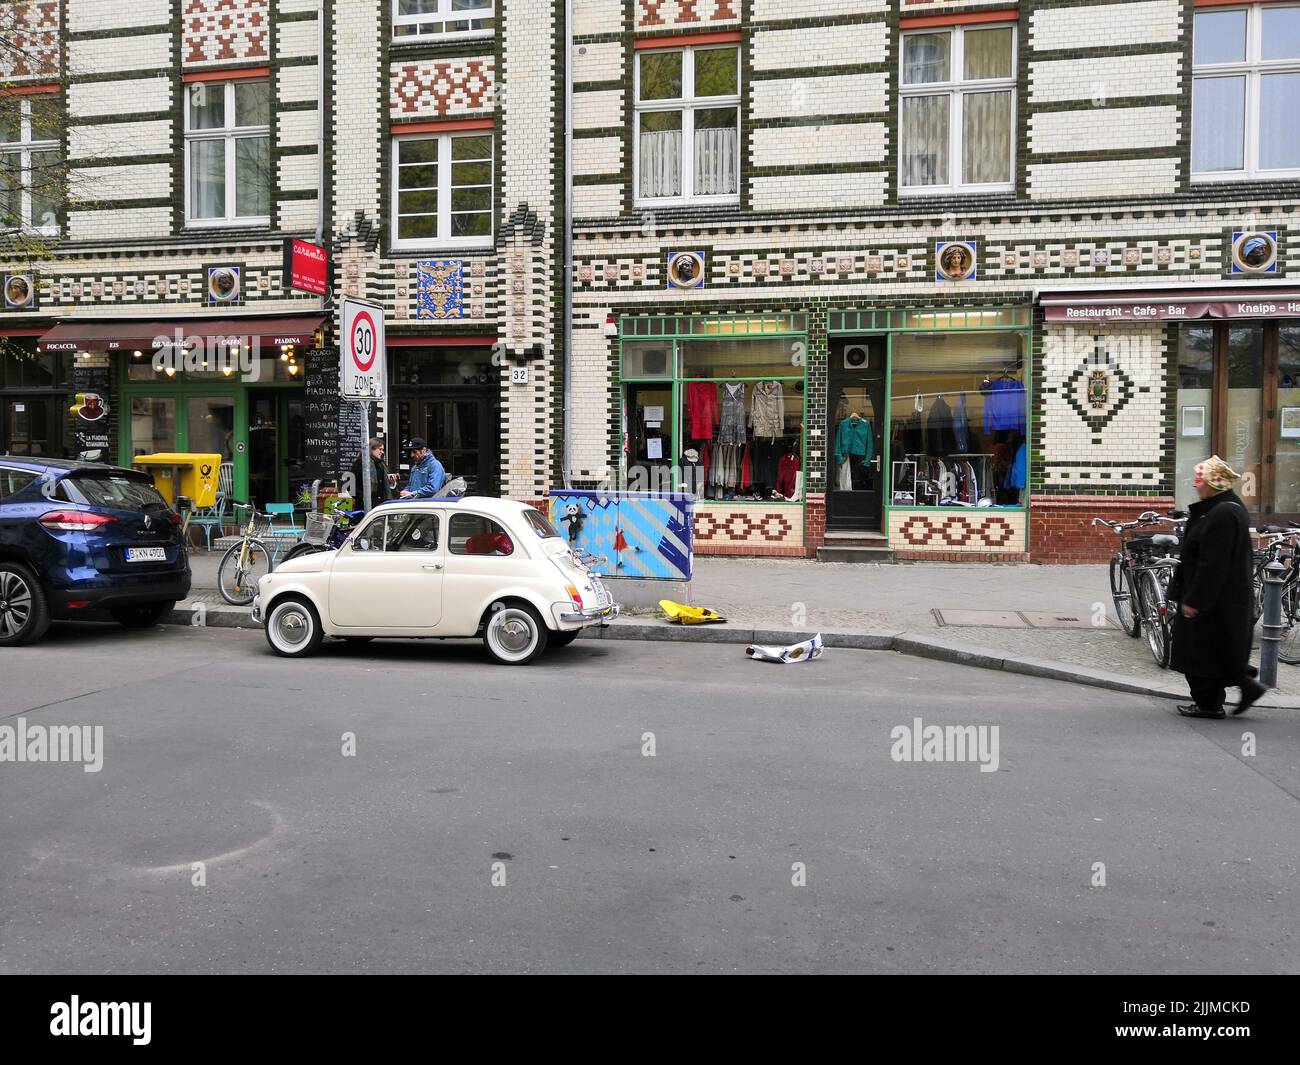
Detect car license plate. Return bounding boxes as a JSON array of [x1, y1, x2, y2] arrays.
[[125, 547, 167, 563]]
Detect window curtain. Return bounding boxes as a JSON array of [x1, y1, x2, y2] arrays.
[[1192, 76, 1245, 172], [1260, 73, 1300, 170], [900, 94, 948, 186], [962, 90, 1011, 185], [639, 128, 682, 198], [694, 125, 737, 196], [190, 139, 226, 218]]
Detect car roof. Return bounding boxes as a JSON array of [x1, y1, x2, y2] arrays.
[[0, 455, 138, 476], [371, 495, 527, 508]]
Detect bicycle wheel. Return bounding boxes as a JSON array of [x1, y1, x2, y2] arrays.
[[1110, 556, 1140, 637], [1252, 562, 1266, 624], [1138, 570, 1172, 669], [1278, 584, 1300, 665], [218, 539, 273, 606]]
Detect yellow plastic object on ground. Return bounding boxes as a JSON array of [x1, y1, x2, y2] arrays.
[[659, 599, 726, 625], [130, 453, 221, 509]]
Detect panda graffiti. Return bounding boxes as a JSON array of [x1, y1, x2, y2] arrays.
[[559, 502, 585, 543]]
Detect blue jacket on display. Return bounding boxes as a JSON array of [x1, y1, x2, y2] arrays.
[[983, 378, 1026, 434], [405, 452, 447, 497], [1007, 442, 1027, 490], [835, 415, 874, 465]]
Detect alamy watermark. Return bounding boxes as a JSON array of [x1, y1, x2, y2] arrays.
[[151, 329, 260, 381], [890, 717, 1000, 773], [0, 717, 103, 773]]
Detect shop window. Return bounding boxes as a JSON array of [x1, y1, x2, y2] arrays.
[[0, 344, 69, 389], [1275, 326, 1300, 513], [1192, 3, 1300, 178], [0, 93, 60, 234], [1175, 326, 1215, 511], [621, 342, 674, 380], [622, 335, 806, 502], [899, 24, 1016, 193], [391, 132, 493, 248], [185, 80, 271, 225], [635, 45, 740, 205], [889, 332, 1026, 507], [127, 351, 299, 383], [393, 0, 494, 40], [449, 513, 514, 555], [129, 397, 176, 456], [186, 397, 236, 461]]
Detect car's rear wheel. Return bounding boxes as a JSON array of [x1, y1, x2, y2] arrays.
[[0, 563, 50, 646], [110, 601, 175, 629], [264, 595, 324, 658], [548, 630, 580, 648], [483, 602, 548, 665]]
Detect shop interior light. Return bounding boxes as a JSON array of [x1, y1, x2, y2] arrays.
[[287, 362, 299, 376], [222, 366, 235, 377], [132, 349, 143, 358], [164, 366, 176, 377]]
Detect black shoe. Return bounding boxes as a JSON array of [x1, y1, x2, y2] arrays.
[[1246, 665, 1259, 679], [1233, 679, 1266, 716], [1177, 704, 1226, 719]]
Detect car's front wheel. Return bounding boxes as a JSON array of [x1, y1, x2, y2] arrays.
[[110, 602, 175, 629], [264, 595, 324, 658], [483, 602, 548, 665], [0, 562, 50, 646]]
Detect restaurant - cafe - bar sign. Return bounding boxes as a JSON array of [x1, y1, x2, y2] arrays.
[[1044, 294, 1300, 323]]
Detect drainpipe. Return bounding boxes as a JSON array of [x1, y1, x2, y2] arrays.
[[562, 0, 574, 489], [314, 0, 325, 250]]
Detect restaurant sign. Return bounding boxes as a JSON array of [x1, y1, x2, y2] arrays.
[[1044, 298, 1300, 323]]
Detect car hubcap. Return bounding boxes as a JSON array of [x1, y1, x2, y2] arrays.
[[0, 573, 31, 636], [276, 609, 310, 647], [496, 613, 533, 654]]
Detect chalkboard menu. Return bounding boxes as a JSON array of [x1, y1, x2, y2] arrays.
[[72, 364, 111, 456], [302, 351, 371, 483]]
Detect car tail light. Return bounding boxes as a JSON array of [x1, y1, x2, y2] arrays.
[[38, 510, 116, 532], [167, 511, 182, 526], [566, 584, 584, 608]]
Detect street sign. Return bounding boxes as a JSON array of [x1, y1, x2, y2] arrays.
[[340, 298, 386, 400]]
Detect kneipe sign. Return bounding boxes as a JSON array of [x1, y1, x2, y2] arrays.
[[341, 298, 386, 400]]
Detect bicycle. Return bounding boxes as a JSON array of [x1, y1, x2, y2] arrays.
[[1092, 511, 1182, 646], [216, 503, 276, 606], [1251, 524, 1300, 665]]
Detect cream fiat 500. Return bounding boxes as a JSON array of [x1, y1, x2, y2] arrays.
[[251, 498, 617, 664]]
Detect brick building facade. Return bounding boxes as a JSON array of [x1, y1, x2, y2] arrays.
[[2, 0, 1297, 563]]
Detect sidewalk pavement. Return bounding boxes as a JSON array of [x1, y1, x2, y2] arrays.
[[176, 551, 1300, 709]]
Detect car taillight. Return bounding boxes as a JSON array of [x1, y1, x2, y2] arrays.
[[38, 510, 117, 532], [167, 511, 182, 525], [566, 584, 584, 608]]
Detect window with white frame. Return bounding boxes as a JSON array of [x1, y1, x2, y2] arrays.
[[391, 131, 493, 247], [0, 94, 60, 234], [635, 45, 740, 205], [899, 24, 1016, 193], [185, 80, 271, 226], [1192, 3, 1300, 178], [393, 0, 494, 40]]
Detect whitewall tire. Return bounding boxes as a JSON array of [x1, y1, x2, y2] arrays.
[[484, 603, 548, 665], [265, 596, 324, 658]]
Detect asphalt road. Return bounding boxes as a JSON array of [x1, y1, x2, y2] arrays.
[[1, 621, 1297, 974]]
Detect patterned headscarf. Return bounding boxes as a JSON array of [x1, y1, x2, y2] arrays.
[[1194, 455, 1239, 493]]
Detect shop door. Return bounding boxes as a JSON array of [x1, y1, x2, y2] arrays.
[[400, 393, 499, 496], [827, 339, 886, 531], [2, 396, 60, 456]]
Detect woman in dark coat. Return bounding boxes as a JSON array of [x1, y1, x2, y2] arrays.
[[1170, 456, 1266, 719]]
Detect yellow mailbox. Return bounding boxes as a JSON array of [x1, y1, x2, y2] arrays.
[[131, 453, 221, 509]]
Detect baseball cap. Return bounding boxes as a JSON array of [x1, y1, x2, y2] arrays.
[[404, 437, 428, 450]]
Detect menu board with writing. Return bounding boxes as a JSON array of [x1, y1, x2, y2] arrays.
[[302, 352, 373, 484], [72, 364, 111, 455]]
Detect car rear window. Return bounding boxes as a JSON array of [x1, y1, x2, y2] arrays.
[[61, 474, 170, 512], [522, 508, 561, 539]]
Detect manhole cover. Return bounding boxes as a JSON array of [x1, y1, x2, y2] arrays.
[[933, 609, 1028, 628], [1022, 611, 1112, 630]]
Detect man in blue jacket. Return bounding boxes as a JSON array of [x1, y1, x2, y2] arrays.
[[399, 437, 446, 498]]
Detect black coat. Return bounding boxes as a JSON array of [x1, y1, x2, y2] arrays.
[[350, 454, 392, 510], [1169, 490, 1254, 679]]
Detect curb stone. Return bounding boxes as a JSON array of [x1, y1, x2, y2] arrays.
[[163, 600, 1300, 710]]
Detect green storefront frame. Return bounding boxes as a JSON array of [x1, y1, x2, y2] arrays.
[[828, 306, 1033, 529], [117, 359, 304, 505], [617, 313, 809, 502]]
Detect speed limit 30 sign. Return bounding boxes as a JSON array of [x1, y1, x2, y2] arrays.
[[341, 297, 386, 400]]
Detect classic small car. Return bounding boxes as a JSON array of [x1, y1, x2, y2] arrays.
[[251, 498, 617, 664]]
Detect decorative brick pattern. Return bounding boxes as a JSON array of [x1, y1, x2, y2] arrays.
[[888, 509, 1027, 555], [182, 0, 269, 67], [390, 58, 495, 120], [693, 503, 804, 555], [637, 0, 739, 29], [0, 1, 59, 81]]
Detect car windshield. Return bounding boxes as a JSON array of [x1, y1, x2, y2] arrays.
[[62, 473, 170, 512], [522, 508, 561, 539]]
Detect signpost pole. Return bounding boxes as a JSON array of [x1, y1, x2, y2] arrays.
[[359, 400, 372, 512]]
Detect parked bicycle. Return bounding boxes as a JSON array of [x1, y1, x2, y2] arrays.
[[1092, 511, 1184, 668], [282, 507, 364, 561], [1251, 523, 1300, 664], [216, 503, 276, 606]]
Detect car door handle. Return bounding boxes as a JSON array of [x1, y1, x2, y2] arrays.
[[422, 563, 443, 571]]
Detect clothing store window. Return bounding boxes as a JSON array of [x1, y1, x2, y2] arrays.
[[1175, 320, 1300, 518], [889, 331, 1026, 507], [619, 331, 807, 502]]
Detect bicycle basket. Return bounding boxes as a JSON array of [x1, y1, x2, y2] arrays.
[[303, 513, 336, 545]]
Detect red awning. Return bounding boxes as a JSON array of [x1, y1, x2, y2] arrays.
[[38, 315, 325, 353], [1040, 288, 1300, 323]]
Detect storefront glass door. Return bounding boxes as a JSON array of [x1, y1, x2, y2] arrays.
[[827, 338, 885, 530], [395, 393, 500, 496]]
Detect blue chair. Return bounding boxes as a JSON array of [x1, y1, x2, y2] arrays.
[[264, 502, 303, 535]]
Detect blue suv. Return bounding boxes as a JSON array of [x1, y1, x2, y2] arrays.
[[0, 456, 191, 645]]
